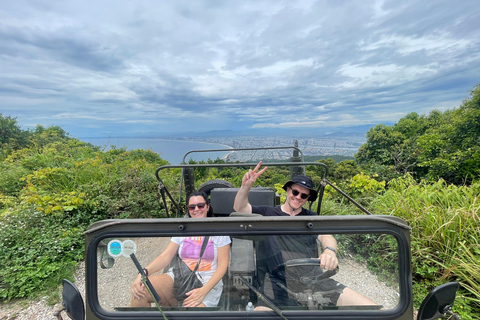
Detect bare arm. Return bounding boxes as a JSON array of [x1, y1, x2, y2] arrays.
[[317, 234, 338, 271], [131, 241, 179, 300], [233, 161, 267, 213], [183, 244, 230, 307]]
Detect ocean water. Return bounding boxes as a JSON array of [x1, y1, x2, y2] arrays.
[[82, 138, 232, 164]]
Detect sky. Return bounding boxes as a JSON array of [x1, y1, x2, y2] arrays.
[[1, 0, 480, 139]]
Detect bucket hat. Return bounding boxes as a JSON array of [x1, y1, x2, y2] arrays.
[[282, 175, 318, 202]]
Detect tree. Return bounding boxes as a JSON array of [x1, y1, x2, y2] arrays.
[[416, 85, 480, 183], [355, 84, 480, 184], [30, 125, 71, 147], [0, 114, 29, 150], [334, 160, 360, 181], [307, 158, 335, 179]]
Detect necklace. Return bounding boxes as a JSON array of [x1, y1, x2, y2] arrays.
[[281, 203, 301, 216]]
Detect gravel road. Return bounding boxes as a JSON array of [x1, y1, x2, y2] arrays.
[[0, 238, 402, 319]]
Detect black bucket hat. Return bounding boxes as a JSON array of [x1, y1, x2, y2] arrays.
[[282, 175, 318, 202]]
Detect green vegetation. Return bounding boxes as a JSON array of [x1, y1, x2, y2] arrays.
[[356, 84, 480, 184], [372, 175, 479, 314], [0, 118, 170, 301], [0, 85, 479, 318]]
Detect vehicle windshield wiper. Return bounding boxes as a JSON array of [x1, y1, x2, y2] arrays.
[[130, 253, 168, 320]]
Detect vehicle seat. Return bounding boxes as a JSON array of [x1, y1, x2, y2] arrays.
[[209, 187, 279, 309], [210, 188, 279, 216]]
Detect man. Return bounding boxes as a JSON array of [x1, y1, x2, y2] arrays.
[[233, 161, 376, 309]]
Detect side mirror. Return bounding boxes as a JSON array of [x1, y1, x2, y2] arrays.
[[61, 279, 85, 320], [417, 282, 461, 320], [98, 240, 115, 269]]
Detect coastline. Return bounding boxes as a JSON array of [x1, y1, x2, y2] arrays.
[[81, 137, 234, 163], [163, 138, 234, 161]]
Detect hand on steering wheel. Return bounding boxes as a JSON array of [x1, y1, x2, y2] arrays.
[[319, 251, 338, 271]]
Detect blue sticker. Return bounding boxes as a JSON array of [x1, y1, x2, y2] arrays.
[[107, 240, 122, 258]]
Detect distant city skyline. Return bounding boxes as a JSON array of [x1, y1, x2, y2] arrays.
[[2, 1, 479, 138], [82, 135, 359, 164], [196, 135, 362, 159]]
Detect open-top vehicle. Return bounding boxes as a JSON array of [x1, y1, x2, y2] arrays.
[[58, 145, 461, 320]]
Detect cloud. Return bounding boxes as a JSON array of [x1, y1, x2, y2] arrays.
[[361, 33, 472, 56], [0, 0, 479, 138]]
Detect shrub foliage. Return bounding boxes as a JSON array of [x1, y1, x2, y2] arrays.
[[0, 121, 169, 300]]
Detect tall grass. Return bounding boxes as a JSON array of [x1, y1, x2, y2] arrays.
[[371, 174, 480, 316], [447, 242, 480, 306]]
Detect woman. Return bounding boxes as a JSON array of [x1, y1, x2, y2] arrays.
[[130, 191, 231, 308]]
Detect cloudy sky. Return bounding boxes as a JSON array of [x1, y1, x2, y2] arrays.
[[1, 0, 479, 139]]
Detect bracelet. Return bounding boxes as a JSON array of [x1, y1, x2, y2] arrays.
[[325, 246, 336, 254], [142, 268, 148, 276]]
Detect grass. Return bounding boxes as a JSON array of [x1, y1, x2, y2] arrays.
[[371, 175, 480, 317]]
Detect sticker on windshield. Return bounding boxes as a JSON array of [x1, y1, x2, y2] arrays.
[[107, 240, 123, 258], [107, 239, 137, 258], [122, 239, 137, 257]]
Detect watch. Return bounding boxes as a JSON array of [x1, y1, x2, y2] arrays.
[[142, 268, 149, 276], [325, 246, 336, 254]]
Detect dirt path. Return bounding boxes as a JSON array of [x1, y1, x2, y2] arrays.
[[333, 258, 399, 309]]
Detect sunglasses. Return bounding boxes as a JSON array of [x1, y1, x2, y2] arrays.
[[291, 188, 309, 200], [187, 202, 206, 210]]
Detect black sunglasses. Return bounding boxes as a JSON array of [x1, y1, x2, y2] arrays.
[[187, 202, 206, 210], [291, 188, 309, 200]]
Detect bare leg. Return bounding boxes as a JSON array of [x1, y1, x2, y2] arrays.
[[337, 287, 376, 306], [254, 306, 273, 311], [130, 274, 177, 307], [253, 288, 375, 310]]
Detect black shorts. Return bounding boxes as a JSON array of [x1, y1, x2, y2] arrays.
[[256, 273, 346, 308]]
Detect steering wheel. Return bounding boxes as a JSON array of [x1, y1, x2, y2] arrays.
[[276, 258, 338, 287], [270, 258, 340, 309]]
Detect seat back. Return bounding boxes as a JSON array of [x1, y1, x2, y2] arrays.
[[210, 188, 279, 216]]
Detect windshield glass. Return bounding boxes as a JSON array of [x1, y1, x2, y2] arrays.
[[95, 232, 399, 314]]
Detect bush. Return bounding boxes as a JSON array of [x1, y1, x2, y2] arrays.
[[0, 140, 170, 300], [0, 208, 84, 300]]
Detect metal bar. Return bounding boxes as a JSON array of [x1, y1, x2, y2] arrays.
[[155, 161, 329, 181], [324, 179, 373, 215], [130, 253, 169, 320], [181, 146, 305, 164]]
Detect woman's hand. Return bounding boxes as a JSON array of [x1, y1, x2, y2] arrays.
[[130, 275, 146, 300], [182, 287, 208, 307]]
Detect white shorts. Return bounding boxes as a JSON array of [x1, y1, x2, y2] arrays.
[[166, 268, 224, 307]]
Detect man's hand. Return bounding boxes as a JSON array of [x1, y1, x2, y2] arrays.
[[241, 161, 268, 188], [319, 250, 338, 271], [234, 161, 267, 213]]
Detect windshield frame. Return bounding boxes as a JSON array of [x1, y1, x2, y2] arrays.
[[85, 215, 413, 320]]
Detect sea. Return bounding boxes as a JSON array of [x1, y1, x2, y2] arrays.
[[81, 138, 232, 164]]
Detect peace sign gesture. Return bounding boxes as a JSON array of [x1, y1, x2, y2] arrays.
[[241, 161, 268, 188]]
